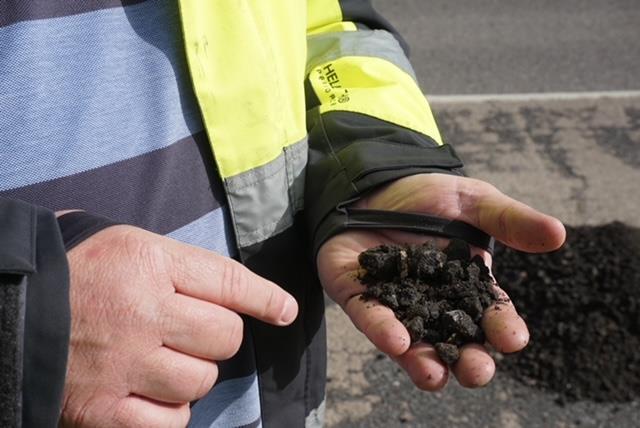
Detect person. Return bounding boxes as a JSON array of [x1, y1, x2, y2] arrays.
[[0, 1, 565, 427]]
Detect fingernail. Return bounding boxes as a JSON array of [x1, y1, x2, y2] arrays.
[[280, 296, 298, 325]]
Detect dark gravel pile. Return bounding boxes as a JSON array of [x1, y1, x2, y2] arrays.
[[358, 240, 499, 365], [493, 222, 640, 403]]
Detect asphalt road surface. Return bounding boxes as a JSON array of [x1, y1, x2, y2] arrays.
[[325, 2, 640, 427], [372, 0, 640, 94]]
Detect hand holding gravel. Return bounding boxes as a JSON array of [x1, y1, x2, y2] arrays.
[[317, 173, 566, 390]]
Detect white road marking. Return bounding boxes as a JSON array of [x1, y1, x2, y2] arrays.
[[427, 90, 640, 104]]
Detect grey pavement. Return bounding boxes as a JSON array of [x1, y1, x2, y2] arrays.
[[324, 2, 640, 426]]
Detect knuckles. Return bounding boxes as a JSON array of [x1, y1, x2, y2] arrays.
[[221, 314, 244, 359], [199, 311, 244, 360], [219, 258, 251, 305]]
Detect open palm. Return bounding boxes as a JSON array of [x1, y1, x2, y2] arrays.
[[317, 174, 565, 389]]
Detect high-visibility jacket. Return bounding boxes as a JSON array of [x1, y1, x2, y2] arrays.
[[0, 1, 464, 426], [180, 0, 462, 426], [178, 0, 456, 261], [179, 3, 463, 425]]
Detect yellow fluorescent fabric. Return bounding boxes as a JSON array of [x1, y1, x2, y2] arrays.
[[178, 1, 307, 178], [308, 56, 444, 145], [307, 0, 343, 33], [307, 21, 358, 36]]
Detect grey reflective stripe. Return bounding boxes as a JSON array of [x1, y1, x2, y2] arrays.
[[305, 399, 326, 428], [306, 29, 417, 81], [284, 138, 307, 214], [225, 137, 307, 249]]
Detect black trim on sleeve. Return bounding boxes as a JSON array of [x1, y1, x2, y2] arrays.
[[305, 110, 466, 260], [56, 211, 121, 252], [22, 206, 71, 428], [0, 199, 71, 427]]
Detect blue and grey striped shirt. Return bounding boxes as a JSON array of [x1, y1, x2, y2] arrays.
[[0, 0, 261, 426]]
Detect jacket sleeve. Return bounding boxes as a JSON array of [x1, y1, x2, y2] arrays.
[[0, 198, 70, 428], [305, 0, 465, 258]]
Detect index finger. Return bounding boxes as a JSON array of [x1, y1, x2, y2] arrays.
[[167, 242, 298, 326]]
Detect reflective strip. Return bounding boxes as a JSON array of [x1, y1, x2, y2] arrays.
[[178, 0, 307, 178], [308, 55, 443, 145], [307, 29, 416, 80], [284, 138, 308, 214], [305, 399, 326, 428], [225, 137, 307, 248]]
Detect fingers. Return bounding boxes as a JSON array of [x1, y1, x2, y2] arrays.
[[394, 343, 495, 390], [482, 288, 529, 353], [344, 296, 411, 356], [130, 346, 218, 403], [317, 234, 412, 351], [451, 285, 523, 387], [392, 343, 494, 390], [393, 343, 449, 391], [343, 295, 449, 391], [168, 244, 298, 326], [336, 270, 517, 390], [112, 396, 190, 428], [451, 344, 495, 387], [318, 242, 410, 356], [341, 286, 502, 390], [161, 293, 244, 360]]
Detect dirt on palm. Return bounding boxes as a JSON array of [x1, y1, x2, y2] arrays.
[[493, 222, 640, 403]]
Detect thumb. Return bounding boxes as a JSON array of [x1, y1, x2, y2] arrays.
[[474, 187, 566, 253], [359, 173, 566, 253]]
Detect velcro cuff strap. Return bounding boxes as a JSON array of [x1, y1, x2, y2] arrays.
[[340, 206, 495, 254]]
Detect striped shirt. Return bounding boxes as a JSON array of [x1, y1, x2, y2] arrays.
[[0, 0, 261, 426]]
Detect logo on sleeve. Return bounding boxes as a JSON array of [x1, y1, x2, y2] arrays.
[[315, 63, 350, 106]]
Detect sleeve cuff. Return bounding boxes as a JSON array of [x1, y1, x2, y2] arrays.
[[56, 211, 121, 251], [305, 111, 465, 261], [22, 206, 71, 427]]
